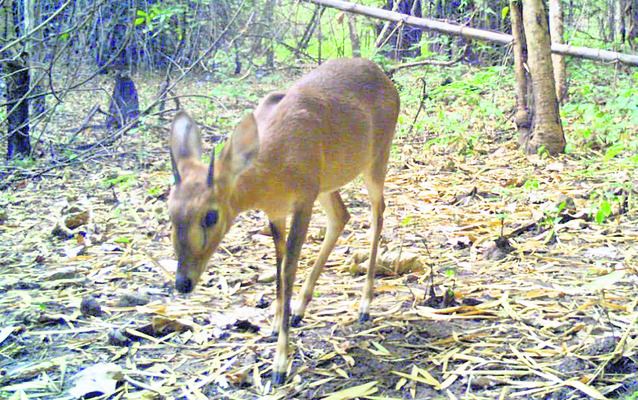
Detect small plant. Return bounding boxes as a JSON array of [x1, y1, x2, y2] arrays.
[[12, 157, 37, 168], [101, 171, 135, 189], [624, 390, 638, 400], [536, 144, 549, 158], [594, 199, 613, 224], [443, 267, 457, 278], [523, 179, 539, 191], [591, 190, 622, 224], [604, 142, 625, 161], [496, 213, 509, 222], [146, 185, 163, 197], [540, 201, 566, 228]]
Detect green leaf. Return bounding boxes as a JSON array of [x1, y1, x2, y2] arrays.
[[524, 179, 539, 191], [603, 143, 624, 161], [501, 6, 509, 19], [557, 201, 566, 214], [595, 209, 605, 224], [600, 200, 612, 215]]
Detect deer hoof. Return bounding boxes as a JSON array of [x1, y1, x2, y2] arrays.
[[358, 312, 370, 323], [290, 315, 303, 327]]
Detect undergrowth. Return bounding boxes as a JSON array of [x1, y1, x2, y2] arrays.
[[392, 59, 637, 161]]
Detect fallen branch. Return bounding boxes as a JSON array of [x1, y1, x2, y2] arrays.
[[307, 0, 638, 66]]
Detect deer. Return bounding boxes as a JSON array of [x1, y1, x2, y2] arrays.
[[167, 58, 400, 386]]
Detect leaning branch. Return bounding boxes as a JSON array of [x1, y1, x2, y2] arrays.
[[307, 0, 638, 66]]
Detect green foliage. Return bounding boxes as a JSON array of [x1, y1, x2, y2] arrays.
[[590, 189, 622, 224], [562, 63, 638, 158], [540, 201, 566, 228], [500, 6, 509, 20], [11, 157, 37, 168], [146, 185, 163, 197], [625, 390, 638, 400], [101, 171, 136, 189], [536, 144, 549, 158], [523, 179, 539, 191], [275, 6, 353, 60], [604, 142, 625, 161], [395, 65, 512, 151], [594, 199, 613, 224], [135, 3, 185, 37], [444, 267, 457, 278], [210, 81, 258, 104]]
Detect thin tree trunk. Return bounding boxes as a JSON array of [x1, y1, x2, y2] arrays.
[[263, 0, 275, 67], [347, 15, 361, 57], [630, 0, 638, 51], [25, 0, 46, 117], [375, 0, 400, 49], [317, 6, 323, 63], [549, 0, 568, 104], [510, 0, 532, 147], [1, 0, 31, 159], [613, 0, 622, 43], [522, 0, 566, 155], [5, 64, 31, 159]]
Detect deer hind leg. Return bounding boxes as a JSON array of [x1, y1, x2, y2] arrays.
[[359, 173, 386, 322], [272, 204, 312, 386], [291, 191, 350, 327]]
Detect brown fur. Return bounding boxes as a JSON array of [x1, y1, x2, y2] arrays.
[[168, 58, 400, 385]]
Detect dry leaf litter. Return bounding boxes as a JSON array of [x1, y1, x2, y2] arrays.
[[1, 73, 637, 400]]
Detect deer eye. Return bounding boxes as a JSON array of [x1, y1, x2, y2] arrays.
[[203, 210, 218, 228]]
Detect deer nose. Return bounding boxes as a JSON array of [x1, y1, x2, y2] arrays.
[[175, 275, 193, 294]]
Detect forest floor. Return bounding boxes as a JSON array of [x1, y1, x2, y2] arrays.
[[1, 63, 638, 400]]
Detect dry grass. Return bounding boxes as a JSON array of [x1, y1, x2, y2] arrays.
[[1, 69, 638, 400]]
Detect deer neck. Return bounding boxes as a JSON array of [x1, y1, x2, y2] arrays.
[[226, 161, 292, 219]]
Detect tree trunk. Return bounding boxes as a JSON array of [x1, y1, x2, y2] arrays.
[[510, 0, 532, 147], [317, 5, 323, 63], [25, 0, 46, 118], [106, 74, 140, 131], [1, 0, 31, 159], [263, 0, 275, 67], [627, 0, 638, 51], [347, 15, 361, 57], [376, 0, 422, 59], [614, 0, 624, 44], [522, 0, 565, 155], [549, 0, 567, 104], [6, 63, 31, 159]]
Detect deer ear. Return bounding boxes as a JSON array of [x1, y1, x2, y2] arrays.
[[224, 113, 259, 175], [170, 111, 202, 161]]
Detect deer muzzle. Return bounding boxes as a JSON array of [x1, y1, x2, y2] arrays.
[[175, 272, 194, 293]]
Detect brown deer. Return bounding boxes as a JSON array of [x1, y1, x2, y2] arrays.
[[168, 58, 400, 385]]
